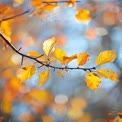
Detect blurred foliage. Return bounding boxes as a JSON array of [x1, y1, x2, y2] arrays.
[[0, 0, 122, 122]]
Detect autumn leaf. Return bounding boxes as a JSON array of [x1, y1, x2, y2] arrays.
[[0, 21, 12, 49], [0, 5, 9, 15], [14, 0, 24, 3], [97, 68, 119, 81], [63, 54, 77, 64], [1, 100, 12, 114], [53, 48, 67, 64], [75, 9, 91, 24], [0, 21, 11, 38], [43, 37, 56, 56], [77, 52, 89, 66], [96, 50, 116, 66], [28, 50, 48, 63], [28, 50, 42, 57], [38, 70, 50, 87], [17, 65, 36, 82], [66, 0, 76, 7], [31, 4, 58, 16], [43, 4, 58, 12], [57, 70, 64, 78], [32, 0, 42, 7], [85, 72, 101, 91]]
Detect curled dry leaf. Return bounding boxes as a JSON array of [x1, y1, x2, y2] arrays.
[[53, 48, 67, 64], [63, 54, 77, 64], [85, 72, 101, 91], [96, 50, 116, 66], [75, 9, 91, 24], [38, 70, 50, 87], [43, 37, 56, 56], [97, 68, 119, 81], [17, 65, 36, 82], [77, 52, 89, 66]]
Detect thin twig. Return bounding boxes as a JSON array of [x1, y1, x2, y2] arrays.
[[0, 34, 96, 71], [42, 0, 83, 3], [0, 9, 30, 22]]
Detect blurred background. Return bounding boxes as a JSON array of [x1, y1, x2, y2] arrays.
[[0, 0, 122, 121]]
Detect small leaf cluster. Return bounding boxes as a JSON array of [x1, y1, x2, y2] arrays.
[[16, 37, 119, 91]]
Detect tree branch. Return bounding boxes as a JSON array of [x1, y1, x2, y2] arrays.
[[0, 33, 96, 71], [0, 9, 30, 22], [42, 0, 83, 3]]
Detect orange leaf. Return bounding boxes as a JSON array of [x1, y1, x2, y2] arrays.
[[17, 65, 36, 82], [63, 54, 77, 64], [96, 50, 116, 66], [77, 52, 89, 66], [43, 4, 58, 12], [38, 70, 50, 87], [0, 6, 9, 15], [1, 100, 12, 114], [57, 70, 64, 78], [53, 48, 67, 64], [85, 72, 101, 91], [43, 37, 56, 56], [75, 9, 91, 24], [31, 0, 42, 7], [97, 68, 119, 81]]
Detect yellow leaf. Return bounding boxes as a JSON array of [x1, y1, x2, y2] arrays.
[[97, 68, 119, 81], [27, 89, 52, 104], [28, 50, 48, 63], [0, 21, 11, 38], [38, 70, 49, 87], [1, 100, 12, 113], [85, 72, 101, 91], [43, 37, 56, 56], [96, 50, 116, 66], [14, 0, 24, 3], [77, 52, 89, 66], [17, 65, 36, 82], [63, 54, 77, 64], [43, 4, 58, 12], [75, 9, 91, 24], [53, 48, 67, 64], [31, 0, 42, 7], [57, 70, 64, 78], [0, 21, 11, 49], [28, 50, 41, 57]]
